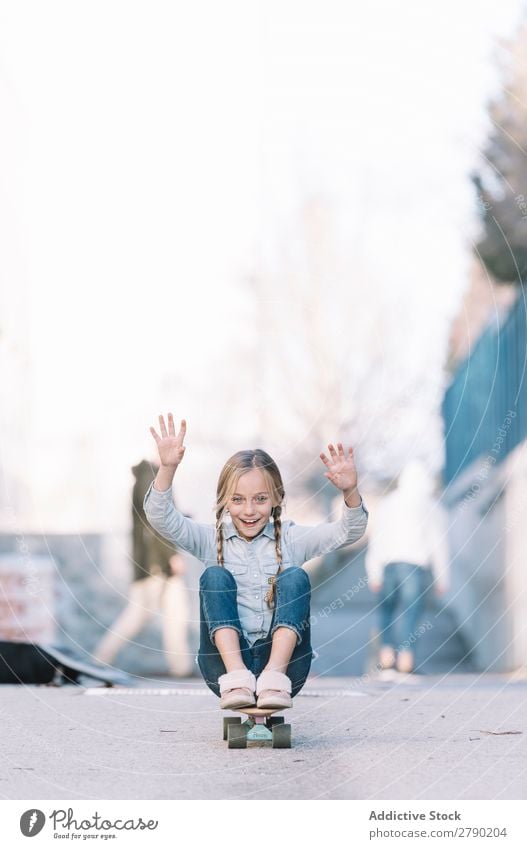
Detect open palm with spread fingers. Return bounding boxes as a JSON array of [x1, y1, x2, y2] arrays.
[[150, 414, 187, 469], [320, 442, 358, 493]]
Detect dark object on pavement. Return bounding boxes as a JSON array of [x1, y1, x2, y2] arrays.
[[0, 641, 129, 686]]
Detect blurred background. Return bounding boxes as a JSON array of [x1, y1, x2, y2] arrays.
[[1, 0, 527, 679]]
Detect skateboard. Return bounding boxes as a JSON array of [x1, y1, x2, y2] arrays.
[[40, 644, 130, 687], [223, 707, 292, 749]]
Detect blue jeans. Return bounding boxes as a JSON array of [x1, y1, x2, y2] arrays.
[[197, 565, 313, 698], [379, 562, 430, 650]]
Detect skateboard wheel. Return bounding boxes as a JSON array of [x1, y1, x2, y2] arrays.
[[267, 716, 285, 728], [227, 723, 248, 749], [223, 717, 241, 740], [272, 723, 292, 748]]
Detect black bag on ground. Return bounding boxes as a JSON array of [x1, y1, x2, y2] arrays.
[[0, 641, 57, 684], [0, 640, 130, 686]]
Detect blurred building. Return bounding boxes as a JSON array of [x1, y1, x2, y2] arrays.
[[447, 259, 517, 371], [442, 266, 527, 671]]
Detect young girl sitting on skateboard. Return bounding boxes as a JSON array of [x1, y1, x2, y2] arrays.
[[144, 414, 368, 711]]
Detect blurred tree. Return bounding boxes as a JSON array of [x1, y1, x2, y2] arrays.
[[472, 22, 527, 284], [246, 196, 445, 514], [247, 196, 370, 515]]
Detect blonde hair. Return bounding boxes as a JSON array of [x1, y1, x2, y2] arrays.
[[215, 449, 284, 607]]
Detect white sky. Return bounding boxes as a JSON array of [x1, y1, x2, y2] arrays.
[[0, 0, 525, 533]]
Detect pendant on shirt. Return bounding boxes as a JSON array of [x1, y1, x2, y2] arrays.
[[267, 576, 275, 584]]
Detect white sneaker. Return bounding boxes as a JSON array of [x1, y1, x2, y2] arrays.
[[256, 670, 293, 710], [218, 669, 256, 710]]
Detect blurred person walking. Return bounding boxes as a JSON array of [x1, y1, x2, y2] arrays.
[[365, 460, 450, 674], [93, 460, 193, 676]]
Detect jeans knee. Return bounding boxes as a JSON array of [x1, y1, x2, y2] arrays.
[[199, 565, 236, 589], [277, 566, 311, 594]]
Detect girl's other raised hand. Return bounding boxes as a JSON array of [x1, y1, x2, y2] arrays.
[[319, 442, 358, 493], [150, 414, 187, 469]]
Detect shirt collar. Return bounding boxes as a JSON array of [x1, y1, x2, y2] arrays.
[[223, 520, 276, 541]]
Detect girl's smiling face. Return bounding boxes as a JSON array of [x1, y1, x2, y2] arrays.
[[228, 468, 273, 540]]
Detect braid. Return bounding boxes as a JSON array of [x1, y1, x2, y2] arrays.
[[265, 505, 283, 608], [215, 509, 225, 567], [273, 505, 283, 564]]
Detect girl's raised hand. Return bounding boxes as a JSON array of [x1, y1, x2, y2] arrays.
[[320, 442, 358, 493], [149, 414, 187, 469]]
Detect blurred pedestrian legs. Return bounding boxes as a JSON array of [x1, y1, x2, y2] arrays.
[[93, 460, 192, 676]]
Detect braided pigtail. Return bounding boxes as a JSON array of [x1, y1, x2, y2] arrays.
[[215, 509, 225, 567], [265, 504, 283, 608]]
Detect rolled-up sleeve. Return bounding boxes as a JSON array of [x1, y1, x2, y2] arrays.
[[286, 498, 369, 564], [143, 480, 214, 561]]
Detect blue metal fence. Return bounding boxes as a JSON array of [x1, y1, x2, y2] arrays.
[[443, 290, 527, 484]]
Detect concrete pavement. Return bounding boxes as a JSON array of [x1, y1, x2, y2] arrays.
[[1, 673, 527, 800]]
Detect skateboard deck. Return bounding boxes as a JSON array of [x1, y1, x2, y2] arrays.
[[237, 706, 283, 717], [40, 644, 130, 687], [223, 705, 292, 748]]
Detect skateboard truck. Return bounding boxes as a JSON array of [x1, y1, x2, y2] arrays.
[[223, 707, 292, 748], [245, 713, 273, 743]]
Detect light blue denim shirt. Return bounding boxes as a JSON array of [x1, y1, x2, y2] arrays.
[[144, 481, 369, 647]]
